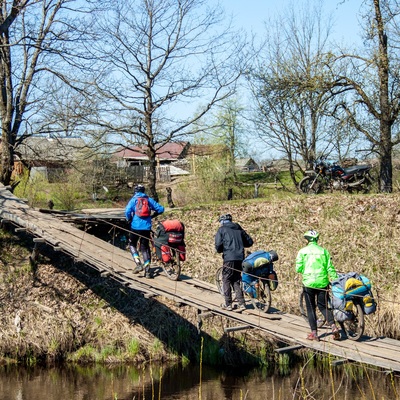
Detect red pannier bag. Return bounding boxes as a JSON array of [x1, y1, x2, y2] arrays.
[[158, 219, 186, 262], [162, 219, 185, 244]]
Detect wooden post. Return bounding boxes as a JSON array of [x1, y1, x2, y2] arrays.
[[166, 187, 175, 208], [227, 188, 233, 200], [254, 183, 260, 198]]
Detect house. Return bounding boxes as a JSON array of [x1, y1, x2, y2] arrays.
[[235, 158, 260, 172], [14, 135, 87, 181], [113, 141, 191, 177], [113, 141, 190, 167]]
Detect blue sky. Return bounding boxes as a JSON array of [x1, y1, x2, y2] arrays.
[[219, 0, 363, 46]]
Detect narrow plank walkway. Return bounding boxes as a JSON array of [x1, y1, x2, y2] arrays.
[[1, 185, 400, 372]]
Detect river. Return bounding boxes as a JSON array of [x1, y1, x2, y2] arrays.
[[0, 360, 399, 400]]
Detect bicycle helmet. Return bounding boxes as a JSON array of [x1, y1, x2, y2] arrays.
[[268, 250, 279, 262], [134, 184, 145, 193], [218, 214, 232, 223], [304, 230, 320, 242]]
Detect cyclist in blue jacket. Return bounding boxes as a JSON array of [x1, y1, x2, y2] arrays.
[[125, 184, 164, 278]]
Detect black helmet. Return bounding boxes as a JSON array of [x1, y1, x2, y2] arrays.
[[304, 230, 319, 242], [218, 214, 232, 222], [134, 184, 145, 193], [268, 250, 279, 262]]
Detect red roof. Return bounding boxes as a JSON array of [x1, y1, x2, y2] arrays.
[[114, 142, 189, 161]]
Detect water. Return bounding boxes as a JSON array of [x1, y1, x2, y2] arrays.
[[0, 362, 399, 400]]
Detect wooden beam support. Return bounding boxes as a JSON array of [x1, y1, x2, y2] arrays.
[[33, 238, 46, 243], [331, 359, 350, 367], [275, 345, 304, 354], [224, 325, 253, 333], [15, 227, 27, 232]]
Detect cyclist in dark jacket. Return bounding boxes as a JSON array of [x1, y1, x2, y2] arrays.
[[215, 214, 253, 311]]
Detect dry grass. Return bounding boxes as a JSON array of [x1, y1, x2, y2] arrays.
[[2, 190, 400, 366], [168, 192, 400, 339]]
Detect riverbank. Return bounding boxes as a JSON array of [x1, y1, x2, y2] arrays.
[[1, 192, 399, 365]]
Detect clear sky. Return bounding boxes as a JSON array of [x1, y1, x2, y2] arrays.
[[218, 0, 363, 46]]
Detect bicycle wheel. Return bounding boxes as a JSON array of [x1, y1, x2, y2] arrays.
[[162, 248, 181, 281], [215, 267, 238, 301], [299, 291, 326, 328], [215, 267, 224, 296], [256, 280, 272, 313], [339, 302, 364, 341]]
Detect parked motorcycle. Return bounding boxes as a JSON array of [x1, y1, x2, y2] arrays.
[[299, 157, 374, 194]]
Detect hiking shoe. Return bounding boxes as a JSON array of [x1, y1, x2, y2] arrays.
[[306, 332, 320, 342], [221, 303, 233, 311], [332, 328, 341, 341], [133, 265, 144, 274], [237, 303, 246, 311], [145, 272, 152, 279]]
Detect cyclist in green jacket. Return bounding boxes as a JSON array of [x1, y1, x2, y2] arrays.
[[296, 230, 340, 341]]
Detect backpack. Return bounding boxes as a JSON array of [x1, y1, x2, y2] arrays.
[[135, 197, 151, 217]]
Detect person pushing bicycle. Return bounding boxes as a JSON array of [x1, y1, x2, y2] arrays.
[[296, 230, 340, 341], [215, 214, 253, 312], [125, 184, 164, 279]]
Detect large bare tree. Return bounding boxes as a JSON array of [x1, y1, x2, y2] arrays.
[[330, 0, 400, 192], [247, 1, 354, 185], [0, 0, 93, 186], [85, 0, 246, 200]]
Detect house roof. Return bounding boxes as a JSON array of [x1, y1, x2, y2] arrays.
[[235, 158, 259, 168], [114, 142, 189, 161], [16, 136, 86, 162], [188, 144, 227, 157]]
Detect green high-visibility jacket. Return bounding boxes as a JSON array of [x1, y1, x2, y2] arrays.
[[295, 241, 338, 288]]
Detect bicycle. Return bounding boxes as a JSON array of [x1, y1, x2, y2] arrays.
[[299, 287, 365, 341], [150, 231, 182, 281], [215, 266, 272, 312]]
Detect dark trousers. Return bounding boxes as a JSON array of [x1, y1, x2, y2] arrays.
[[222, 260, 245, 306], [129, 230, 151, 263], [303, 286, 335, 331]]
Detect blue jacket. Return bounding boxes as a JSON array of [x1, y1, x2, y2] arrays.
[[125, 193, 164, 231]]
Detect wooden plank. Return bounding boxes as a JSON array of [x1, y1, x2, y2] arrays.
[[275, 345, 304, 354], [225, 325, 253, 333]]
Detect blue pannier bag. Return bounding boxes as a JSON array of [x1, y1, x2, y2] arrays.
[[331, 272, 376, 315]]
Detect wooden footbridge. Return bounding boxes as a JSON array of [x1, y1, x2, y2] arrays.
[[1, 184, 400, 373]]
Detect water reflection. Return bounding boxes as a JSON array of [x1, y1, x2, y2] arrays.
[[0, 362, 399, 400]]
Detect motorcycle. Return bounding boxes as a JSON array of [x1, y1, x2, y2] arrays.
[[299, 157, 374, 194]]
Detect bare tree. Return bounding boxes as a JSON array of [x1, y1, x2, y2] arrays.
[[85, 0, 246, 200], [330, 0, 400, 192], [247, 1, 358, 185], [0, 0, 94, 185]]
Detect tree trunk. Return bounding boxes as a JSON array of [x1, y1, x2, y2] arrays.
[[379, 134, 392, 192], [0, 134, 13, 185], [375, 0, 392, 193]]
